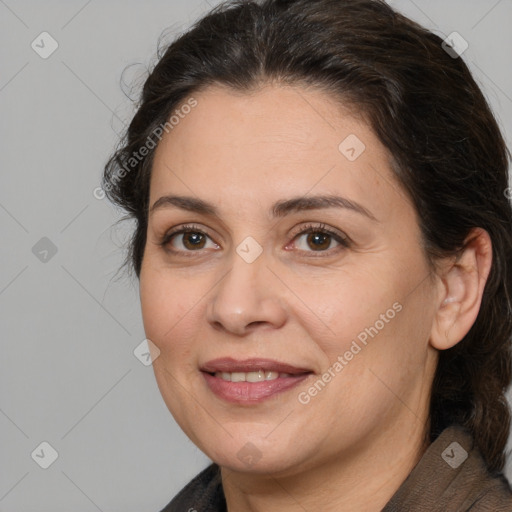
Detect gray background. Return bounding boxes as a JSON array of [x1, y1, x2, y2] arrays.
[[1, 0, 511, 510]]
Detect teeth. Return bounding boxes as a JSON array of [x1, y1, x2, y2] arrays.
[[246, 370, 265, 382], [231, 372, 246, 382], [214, 370, 291, 382]]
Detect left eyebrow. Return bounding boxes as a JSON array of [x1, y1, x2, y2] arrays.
[[271, 194, 378, 221], [148, 193, 378, 222]]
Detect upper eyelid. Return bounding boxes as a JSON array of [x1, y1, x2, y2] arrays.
[[164, 222, 345, 239], [163, 222, 348, 250]]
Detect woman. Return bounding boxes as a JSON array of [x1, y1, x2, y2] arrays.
[[103, 0, 512, 509]]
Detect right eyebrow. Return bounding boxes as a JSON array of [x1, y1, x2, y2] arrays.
[[149, 195, 216, 216]]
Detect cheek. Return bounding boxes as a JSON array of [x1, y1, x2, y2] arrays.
[[293, 266, 399, 350], [139, 269, 197, 355], [140, 270, 203, 415], [300, 254, 431, 369]]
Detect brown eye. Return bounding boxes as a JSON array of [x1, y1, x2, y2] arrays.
[[161, 224, 219, 254], [291, 224, 350, 254], [180, 231, 207, 250], [296, 231, 338, 252], [305, 232, 332, 251]]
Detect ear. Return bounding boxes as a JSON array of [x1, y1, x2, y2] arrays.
[[430, 228, 493, 351]]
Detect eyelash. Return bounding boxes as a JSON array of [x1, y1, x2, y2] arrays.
[[159, 222, 351, 257]]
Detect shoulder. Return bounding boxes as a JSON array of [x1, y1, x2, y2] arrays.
[[383, 424, 512, 511], [468, 470, 512, 511], [158, 463, 226, 512]]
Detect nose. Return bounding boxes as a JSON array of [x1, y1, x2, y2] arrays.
[[206, 251, 288, 336]]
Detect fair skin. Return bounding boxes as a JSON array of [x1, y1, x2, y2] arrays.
[[139, 83, 492, 511]]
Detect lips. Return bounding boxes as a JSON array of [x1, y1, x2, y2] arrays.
[[200, 357, 312, 375], [200, 358, 313, 403]]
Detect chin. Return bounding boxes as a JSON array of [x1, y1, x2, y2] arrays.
[[199, 432, 315, 476]]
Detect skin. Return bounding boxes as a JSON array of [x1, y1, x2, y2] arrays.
[[139, 83, 493, 511]]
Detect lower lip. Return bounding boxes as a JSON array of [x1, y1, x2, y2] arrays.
[[202, 372, 311, 404]]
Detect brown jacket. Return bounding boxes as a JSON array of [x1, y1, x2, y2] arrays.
[[160, 425, 512, 511]]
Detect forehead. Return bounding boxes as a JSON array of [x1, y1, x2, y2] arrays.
[[149, 83, 410, 223], [155, 83, 370, 160]]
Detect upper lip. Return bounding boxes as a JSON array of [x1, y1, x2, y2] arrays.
[[201, 357, 313, 375]]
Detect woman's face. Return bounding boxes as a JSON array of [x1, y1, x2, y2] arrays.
[[139, 83, 440, 475]]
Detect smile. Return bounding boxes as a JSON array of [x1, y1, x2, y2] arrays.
[[214, 370, 291, 382], [200, 358, 313, 403]]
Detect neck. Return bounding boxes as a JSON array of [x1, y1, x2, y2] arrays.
[[221, 417, 430, 512]]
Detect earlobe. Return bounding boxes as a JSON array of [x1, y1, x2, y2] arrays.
[[430, 228, 493, 351]]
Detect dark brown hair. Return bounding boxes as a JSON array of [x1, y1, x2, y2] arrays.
[[103, 0, 512, 473]]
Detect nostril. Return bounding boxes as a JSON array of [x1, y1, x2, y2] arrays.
[[247, 321, 267, 329]]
